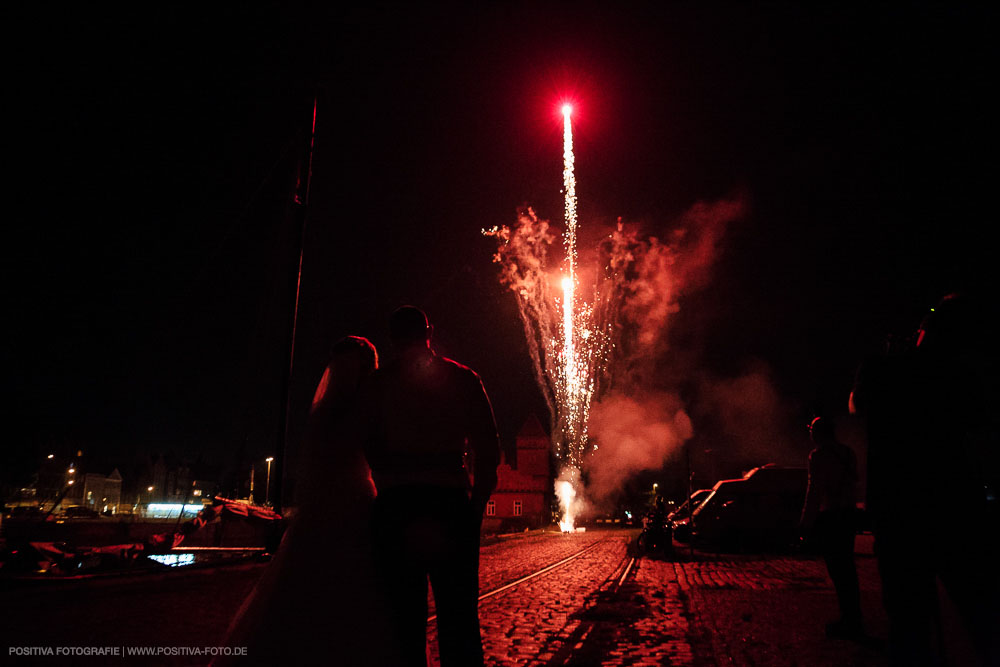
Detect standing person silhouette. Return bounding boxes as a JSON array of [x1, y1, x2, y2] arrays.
[[362, 306, 500, 667], [851, 293, 999, 666], [218, 336, 399, 666], [800, 416, 863, 639]]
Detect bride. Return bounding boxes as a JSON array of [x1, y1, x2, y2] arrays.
[[219, 336, 398, 665]]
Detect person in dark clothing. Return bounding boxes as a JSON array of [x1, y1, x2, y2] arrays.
[[851, 293, 999, 666], [362, 306, 501, 667], [800, 416, 863, 639]]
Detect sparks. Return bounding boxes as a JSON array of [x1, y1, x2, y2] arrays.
[[554, 103, 592, 531], [555, 476, 577, 532], [484, 101, 613, 532], [563, 103, 578, 290], [558, 107, 590, 471]]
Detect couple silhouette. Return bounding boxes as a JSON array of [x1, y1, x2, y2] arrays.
[[223, 306, 501, 666]]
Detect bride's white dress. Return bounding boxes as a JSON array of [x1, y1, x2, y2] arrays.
[[220, 375, 398, 665]]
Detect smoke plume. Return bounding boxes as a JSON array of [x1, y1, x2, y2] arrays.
[[693, 362, 801, 468], [597, 196, 745, 391], [585, 391, 693, 503], [579, 196, 746, 503]]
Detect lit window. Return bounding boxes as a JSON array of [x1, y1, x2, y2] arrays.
[[192, 489, 202, 497], [513, 500, 522, 517], [486, 500, 495, 517]]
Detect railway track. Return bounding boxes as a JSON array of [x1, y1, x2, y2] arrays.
[[428, 533, 635, 623]]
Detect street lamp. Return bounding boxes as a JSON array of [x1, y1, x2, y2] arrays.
[[265, 457, 274, 506]]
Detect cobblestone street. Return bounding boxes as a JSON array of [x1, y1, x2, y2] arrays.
[[428, 529, 889, 667]]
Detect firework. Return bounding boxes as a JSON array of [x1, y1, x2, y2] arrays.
[[484, 103, 612, 531], [555, 476, 577, 533]]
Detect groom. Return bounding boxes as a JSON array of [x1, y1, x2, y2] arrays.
[[362, 305, 500, 666]]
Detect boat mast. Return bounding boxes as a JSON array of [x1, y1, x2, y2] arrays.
[[273, 93, 317, 514]]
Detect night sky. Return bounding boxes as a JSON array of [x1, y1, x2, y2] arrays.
[[7, 5, 996, 497]]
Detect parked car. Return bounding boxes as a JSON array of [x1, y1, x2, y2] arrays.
[[63, 506, 100, 519], [667, 489, 712, 541], [4, 506, 45, 520], [689, 464, 807, 551], [667, 489, 712, 523]]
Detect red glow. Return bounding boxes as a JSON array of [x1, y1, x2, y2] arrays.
[[556, 100, 578, 122], [311, 367, 330, 407]]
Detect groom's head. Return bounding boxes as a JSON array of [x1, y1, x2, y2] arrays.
[[390, 305, 431, 350]]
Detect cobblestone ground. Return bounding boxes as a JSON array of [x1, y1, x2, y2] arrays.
[[426, 530, 890, 667], [428, 530, 643, 666], [426, 530, 609, 619], [658, 552, 887, 667], [479, 531, 610, 592]]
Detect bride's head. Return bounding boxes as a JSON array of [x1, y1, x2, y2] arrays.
[[312, 336, 378, 406]]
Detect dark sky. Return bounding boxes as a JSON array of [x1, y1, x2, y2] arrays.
[[6, 5, 995, 493]]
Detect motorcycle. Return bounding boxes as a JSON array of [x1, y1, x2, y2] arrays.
[[637, 509, 673, 558]]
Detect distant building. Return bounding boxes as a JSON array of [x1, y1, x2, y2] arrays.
[[483, 415, 551, 531], [146, 454, 204, 503], [190, 479, 215, 501], [67, 468, 123, 514]]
